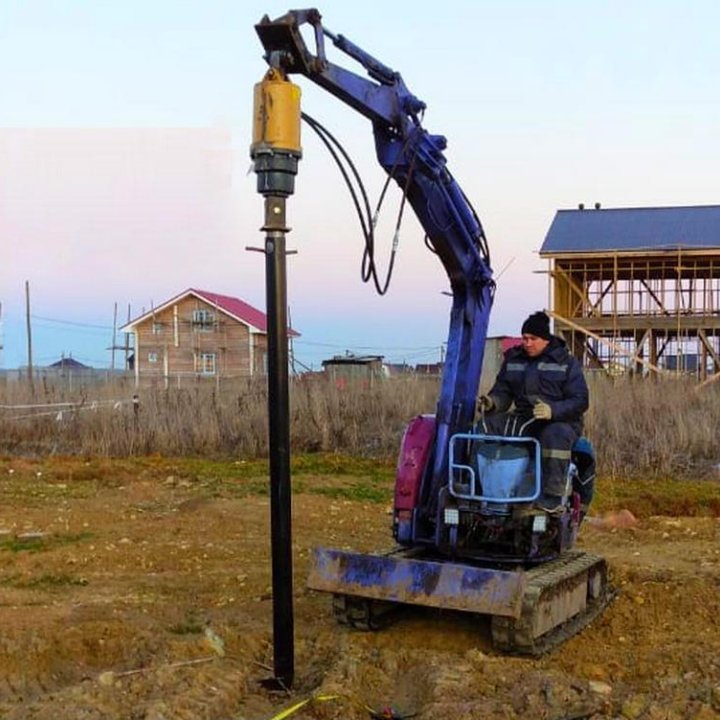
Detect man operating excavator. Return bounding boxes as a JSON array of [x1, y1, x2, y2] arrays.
[[478, 311, 590, 512]]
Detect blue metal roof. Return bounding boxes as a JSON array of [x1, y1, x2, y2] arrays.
[[540, 205, 720, 254]]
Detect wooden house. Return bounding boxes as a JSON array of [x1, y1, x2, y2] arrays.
[[540, 204, 720, 378], [121, 288, 298, 385]]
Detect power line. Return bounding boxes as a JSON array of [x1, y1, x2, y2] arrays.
[[293, 338, 440, 352], [31, 315, 112, 330]]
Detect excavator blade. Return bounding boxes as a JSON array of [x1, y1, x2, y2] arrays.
[[307, 547, 527, 618]]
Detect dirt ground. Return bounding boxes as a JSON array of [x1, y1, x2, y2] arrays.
[[0, 459, 718, 720]]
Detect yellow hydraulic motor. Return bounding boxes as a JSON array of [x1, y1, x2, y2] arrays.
[[251, 67, 302, 197]]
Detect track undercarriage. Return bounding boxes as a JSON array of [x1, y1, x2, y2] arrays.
[[489, 550, 613, 654], [308, 547, 614, 655]]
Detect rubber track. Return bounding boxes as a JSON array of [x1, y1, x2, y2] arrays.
[[332, 594, 399, 631], [491, 550, 616, 656]]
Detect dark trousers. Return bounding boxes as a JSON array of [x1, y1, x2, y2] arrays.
[[479, 412, 580, 497]]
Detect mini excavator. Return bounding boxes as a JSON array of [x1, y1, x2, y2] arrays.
[[252, 8, 613, 655]]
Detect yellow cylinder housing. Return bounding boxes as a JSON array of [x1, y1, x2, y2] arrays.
[[251, 68, 302, 156]]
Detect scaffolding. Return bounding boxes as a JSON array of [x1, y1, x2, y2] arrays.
[[543, 249, 720, 379]]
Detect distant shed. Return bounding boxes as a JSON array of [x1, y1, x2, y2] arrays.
[[540, 205, 720, 379], [322, 354, 385, 385]]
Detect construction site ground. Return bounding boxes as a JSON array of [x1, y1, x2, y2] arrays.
[[0, 455, 718, 720]]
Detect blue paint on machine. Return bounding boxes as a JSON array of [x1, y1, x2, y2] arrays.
[[308, 548, 526, 618]]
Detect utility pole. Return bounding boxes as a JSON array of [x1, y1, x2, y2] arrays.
[[25, 280, 34, 394], [288, 305, 296, 375], [111, 302, 118, 372], [124, 304, 131, 371]]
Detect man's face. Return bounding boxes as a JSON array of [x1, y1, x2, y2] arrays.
[[522, 334, 550, 358]]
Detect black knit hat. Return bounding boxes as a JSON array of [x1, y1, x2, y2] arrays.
[[521, 311, 551, 340]]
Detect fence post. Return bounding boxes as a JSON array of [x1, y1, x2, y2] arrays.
[[132, 393, 140, 429]]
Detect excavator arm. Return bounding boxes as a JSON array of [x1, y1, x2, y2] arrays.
[[255, 9, 495, 522]]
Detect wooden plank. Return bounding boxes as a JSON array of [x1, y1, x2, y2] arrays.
[[547, 310, 669, 375]]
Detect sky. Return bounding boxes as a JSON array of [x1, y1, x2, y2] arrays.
[[1, 0, 719, 370]]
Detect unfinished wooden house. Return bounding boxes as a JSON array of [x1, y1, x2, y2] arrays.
[[121, 288, 298, 385], [540, 205, 720, 378]]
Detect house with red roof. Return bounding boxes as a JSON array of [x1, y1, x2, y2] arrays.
[[120, 288, 298, 384]]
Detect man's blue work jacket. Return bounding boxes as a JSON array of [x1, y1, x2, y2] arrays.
[[489, 336, 589, 426]]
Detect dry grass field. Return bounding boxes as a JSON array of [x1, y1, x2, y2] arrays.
[[2, 373, 720, 480]]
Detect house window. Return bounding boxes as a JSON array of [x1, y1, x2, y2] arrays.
[[148, 351, 159, 363], [195, 352, 216, 375], [192, 309, 215, 332], [152, 322, 164, 335]]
